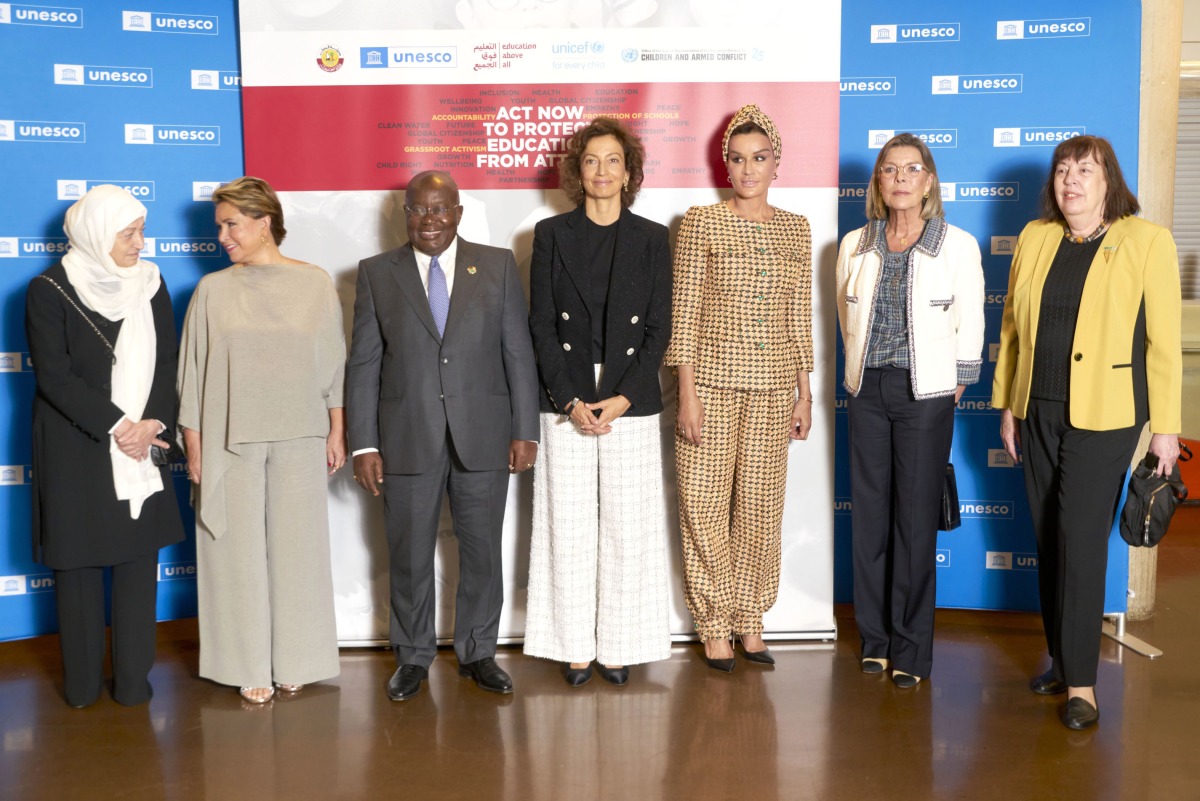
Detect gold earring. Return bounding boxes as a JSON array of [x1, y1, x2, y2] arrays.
[[260, 234, 267, 245], [923, 191, 929, 200], [623, 178, 629, 190]]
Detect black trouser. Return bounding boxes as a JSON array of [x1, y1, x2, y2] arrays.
[[848, 367, 956, 679], [1020, 398, 1141, 687], [54, 553, 158, 707]]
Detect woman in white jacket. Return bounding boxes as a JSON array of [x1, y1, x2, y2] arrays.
[[835, 133, 985, 688]]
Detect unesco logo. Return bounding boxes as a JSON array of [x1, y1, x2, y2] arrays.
[[985, 551, 1038, 571], [940, 182, 1020, 202], [0, 574, 55, 595], [0, 3, 83, 27], [192, 182, 225, 201], [55, 64, 153, 87], [158, 561, 197, 581], [868, 129, 956, 149], [840, 77, 896, 97], [0, 465, 34, 485], [361, 46, 457, 68], [997, 18, 1091, 40], [839, 183, 868, 203], [58, 180, 154, 201], [0, 237, 68, 257], [0, 352, 34, 372], [122, 10, 217, 34], [956, 398, 994, 413], [834, 497, 852, 515], [961, 500, 1014, 520], [191, 70, 240, 91], [871, 23, 960, 44], [125, 124, 221, 146], [935, 549, 951, 568], [990, 236, 1016, 256], [984, 290, 1008, 307], [152, 238, 221, 257], [987, 449, 1019, 468], [994, 127, 1085, 147], [931, 74, 1022, 95], [0, 120, 85, 143]]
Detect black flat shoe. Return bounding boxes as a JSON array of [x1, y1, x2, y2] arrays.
[[891, 670, 922, 689], [1030, 669, 1068, 695], [738, 640, 775, 666], [1061, 697, 1100, 730], [387, 664, 427, 702], [458, 656, 514, 694], [595, 664, 629, 686], [564, 664, 593, 687], [861, 658, 889, 674]]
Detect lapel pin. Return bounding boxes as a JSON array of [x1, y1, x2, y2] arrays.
[[1103, 246, 1117, 263], [467, 265, 477, 275]]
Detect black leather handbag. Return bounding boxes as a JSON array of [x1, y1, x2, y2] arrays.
[[1119, 445, 1190, 548], [938, 463, 961, 532]]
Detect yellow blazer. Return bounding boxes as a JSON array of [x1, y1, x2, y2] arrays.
[[992, 216, 1181, 433]]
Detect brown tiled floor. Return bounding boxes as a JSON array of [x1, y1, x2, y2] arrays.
[[3, 509, 1198, 801]]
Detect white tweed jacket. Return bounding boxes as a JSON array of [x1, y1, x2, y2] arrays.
[[836, 218, 985, 399]]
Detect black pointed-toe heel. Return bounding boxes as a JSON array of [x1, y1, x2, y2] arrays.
[[564, 664, 593, 687], [738, 637, 775, 666], [595, 664, 629, 686]]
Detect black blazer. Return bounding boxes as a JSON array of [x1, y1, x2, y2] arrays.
[[528, 205, 672, 416], [25, 263, 183, 569]]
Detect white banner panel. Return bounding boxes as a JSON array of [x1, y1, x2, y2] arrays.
[[239, 0, 840, 644]]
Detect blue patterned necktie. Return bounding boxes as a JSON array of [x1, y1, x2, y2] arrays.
[[428, 254, 449, 337]]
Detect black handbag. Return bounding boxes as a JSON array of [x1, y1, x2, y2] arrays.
[[150, 427, 181, 466], [1119, 445, 1190, 548], [938, 463, 961, 531]]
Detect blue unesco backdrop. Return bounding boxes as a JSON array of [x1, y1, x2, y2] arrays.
[[0, 0, 1146, 640], [835, 1, 1141, 613], [0, 1, 243, 639]]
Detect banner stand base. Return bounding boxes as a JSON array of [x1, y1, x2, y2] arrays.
[[1102, 613, 1163, 659]]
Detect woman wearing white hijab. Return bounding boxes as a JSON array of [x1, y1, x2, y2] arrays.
[[26, 184, 183, 708]]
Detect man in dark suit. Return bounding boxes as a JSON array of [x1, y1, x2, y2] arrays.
[[346, 170, 539, 701]]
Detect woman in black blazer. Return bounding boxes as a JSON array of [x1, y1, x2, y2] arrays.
[[25, 185, 184, 707], [523, 117, 673, 686]]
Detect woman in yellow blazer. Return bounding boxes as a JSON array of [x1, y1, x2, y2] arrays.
[[992, 136, 1181, 731]]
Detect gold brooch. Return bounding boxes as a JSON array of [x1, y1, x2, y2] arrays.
[[1102, 246, 1117, 264], [467, 265, 477, 274]]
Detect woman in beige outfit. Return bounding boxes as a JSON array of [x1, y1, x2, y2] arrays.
[[665, 105, 814, 671], [178, 176, 347, 705]]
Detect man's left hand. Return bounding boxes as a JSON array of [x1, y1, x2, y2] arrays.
[[509, 440, 538, 474]]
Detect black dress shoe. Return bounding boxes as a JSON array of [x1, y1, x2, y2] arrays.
[[1061, 697, 1100, 730], [1030, 669, 1068, 695], [386, 664, 427, 701], [595, 664, 629, 686], [861, 658, 889, 674], [703, 655, 735, 673], [564, 664, 593, 687], [738, 640, 775, 666], [891, 670, 922, 689], [458, 656, 514, 694]]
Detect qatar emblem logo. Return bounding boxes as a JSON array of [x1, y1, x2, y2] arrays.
[[318, 45, 344, 73]]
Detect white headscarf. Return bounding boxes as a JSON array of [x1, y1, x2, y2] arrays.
[[62, 185, 163, 519]]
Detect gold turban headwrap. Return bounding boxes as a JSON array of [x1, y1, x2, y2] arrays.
[[721, 104, 782, 165]]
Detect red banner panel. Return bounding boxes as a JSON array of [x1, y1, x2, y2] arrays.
[[243, 82, 838, 191]]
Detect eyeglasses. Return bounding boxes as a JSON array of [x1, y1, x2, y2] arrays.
[[404, 205, 459, 218], [879, 163, 926, 178]]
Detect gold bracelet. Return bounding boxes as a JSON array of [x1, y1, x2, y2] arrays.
[[797, 396, 813, 403]]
